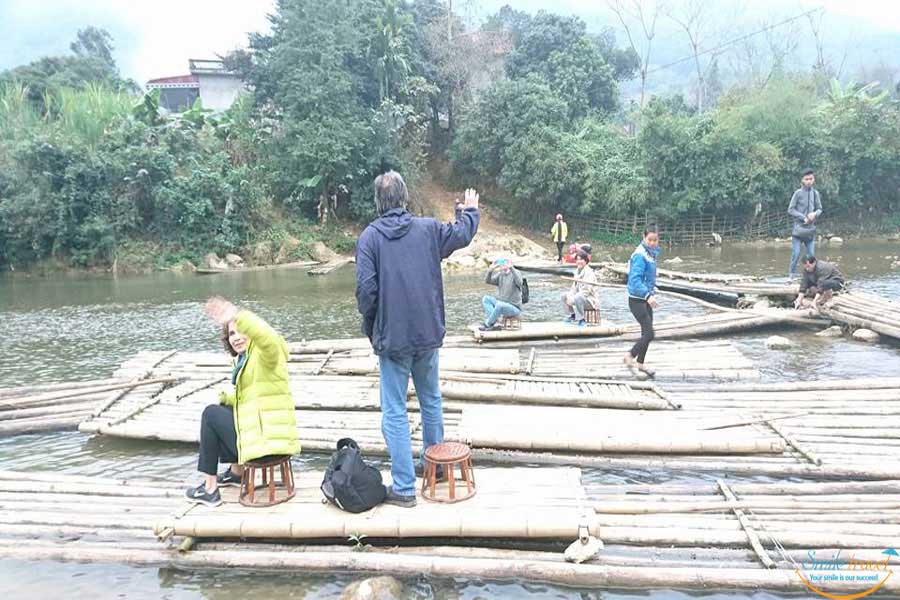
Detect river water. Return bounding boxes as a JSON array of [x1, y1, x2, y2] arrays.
[[1, 239, 898, 599]]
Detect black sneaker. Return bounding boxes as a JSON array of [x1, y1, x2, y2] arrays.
[[216, 468, 241, 487], [383, 486, 417, 508], [415, 462, 445, 479], [478, 323, 501, 332], [184, 484, 223, 507]]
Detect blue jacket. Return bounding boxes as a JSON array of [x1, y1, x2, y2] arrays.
[[627, 242, 660, 300], [355, 207, 480, 356]]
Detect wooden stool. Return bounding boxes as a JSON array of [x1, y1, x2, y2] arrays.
[[239, 455, 296, 507], [501, 315, 521, 330], [421, 441, 476, 503], [584, 308, 601, 325]]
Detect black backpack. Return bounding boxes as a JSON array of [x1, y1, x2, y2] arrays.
[[521, 278, 530, 304], [321, 438, 386, 513]]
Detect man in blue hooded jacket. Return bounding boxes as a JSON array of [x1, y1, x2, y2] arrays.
[[355, 171, 480, 507]]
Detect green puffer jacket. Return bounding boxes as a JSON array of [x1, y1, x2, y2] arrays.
[[218, 311, 300, 463]]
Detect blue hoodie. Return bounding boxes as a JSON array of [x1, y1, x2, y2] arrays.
[[355, 207, 480, 356], [627, 242, 660, 300]]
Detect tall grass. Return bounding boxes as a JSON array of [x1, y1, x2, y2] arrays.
[[48, 83, 133, 148], [0, 83, 42, 144], [0, 82, 134, 150]]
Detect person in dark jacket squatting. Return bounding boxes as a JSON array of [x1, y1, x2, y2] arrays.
[[794, 256, 845, 309], [480, 258, 523, 331], [355, 171, 479, 507]]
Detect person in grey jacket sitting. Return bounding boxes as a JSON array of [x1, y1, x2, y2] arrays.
[[480, 258, 523, 331], [788, 168, 823, 278], [794, 256, 845, 308]]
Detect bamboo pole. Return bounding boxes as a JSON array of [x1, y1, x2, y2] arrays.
[[0, 378, 123, 401], [0, 377, 176, 411], [767, 420, 822, 466], [701, 413, 807, 431], [716, 480, 775, 569], [105, 377, 226, 427]]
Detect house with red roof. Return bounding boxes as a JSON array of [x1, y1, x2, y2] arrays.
[[146, 59, 243, 112]]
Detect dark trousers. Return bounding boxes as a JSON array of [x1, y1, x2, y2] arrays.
[[805, 279, 844, 296], [198, 404, 238, 476], [628, 297, 655, 363], [556, 241, 565, 261]]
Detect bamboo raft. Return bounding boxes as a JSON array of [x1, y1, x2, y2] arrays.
[[470, 310, 819, 343], [525, 340, 759, 380], [307, 257, 354, 276], [0, 349, 180, 437], [821, 290, 900, 341], [195, 260, 319, 275], [600, 262, 798, 304], [115, 339, 760, 383], [4, 468, 898, 594], [127, 346, 522, 378]]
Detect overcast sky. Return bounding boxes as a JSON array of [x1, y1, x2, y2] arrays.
[[1, 0, 898, 85]]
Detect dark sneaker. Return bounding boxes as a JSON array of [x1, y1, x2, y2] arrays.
[[383, 486, 417, 508], [216, 468, 241, 487], [478, 323, 501, 332], [415, 462, 444, 479], [184, 484, 223, 507]]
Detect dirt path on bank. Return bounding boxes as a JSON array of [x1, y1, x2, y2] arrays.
[[415, 175, 556, 269]]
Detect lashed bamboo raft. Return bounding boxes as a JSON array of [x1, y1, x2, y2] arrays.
[[526, 340, 759, 380], [821, 290, 900, 340], [127, 346, 521, 378], [459, 405, 785, 454], [470, 310, 818, 343], [307, 257, 353, 276], [156, 467, 592, 540], [5, 468, 897, 594], [0, 348, 178, 436], [600, 262, 798, 303]]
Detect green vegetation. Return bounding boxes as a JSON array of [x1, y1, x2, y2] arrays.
[[452, 76, 900, 225], [1, 4, 898, 270]]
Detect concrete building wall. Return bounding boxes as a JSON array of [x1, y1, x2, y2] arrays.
[[196, 74, 244, 111]]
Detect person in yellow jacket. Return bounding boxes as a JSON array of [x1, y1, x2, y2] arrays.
[[184, 296, 300, 507], [550, 214, 568, 262]]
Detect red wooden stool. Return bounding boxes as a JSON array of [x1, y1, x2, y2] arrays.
[[420, 441, 476, 503], [501, 315, 522, 330], [584, 307, 601, 325], [239, 455, 296, 507]]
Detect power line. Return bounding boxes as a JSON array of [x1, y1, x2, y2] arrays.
[[647, 6, 825, 75]]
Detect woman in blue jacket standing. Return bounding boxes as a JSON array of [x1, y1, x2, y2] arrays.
[[625, 226, 660, 377]]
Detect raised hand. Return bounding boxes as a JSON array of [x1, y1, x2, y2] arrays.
[[464, 188, 479, 209], [205, 296, 239, 325]]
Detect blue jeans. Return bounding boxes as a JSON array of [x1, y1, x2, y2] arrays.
[[378, 349, 443, 497], [482, 295, 521, 326], [789, 236, 815, 276]]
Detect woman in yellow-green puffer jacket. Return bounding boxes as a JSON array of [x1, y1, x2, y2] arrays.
[[184, 296, 300, 507]]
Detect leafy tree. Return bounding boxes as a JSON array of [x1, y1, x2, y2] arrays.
[[450, 76, 569, 181], [70, 26, 116, 69], [1, 27, 133, 106], [545, 36, 619, 118]]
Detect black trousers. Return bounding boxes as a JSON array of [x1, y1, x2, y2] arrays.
[[628, 297, 655, 363], [198, 404, 238, 476], [556, 241, 565, 261]]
